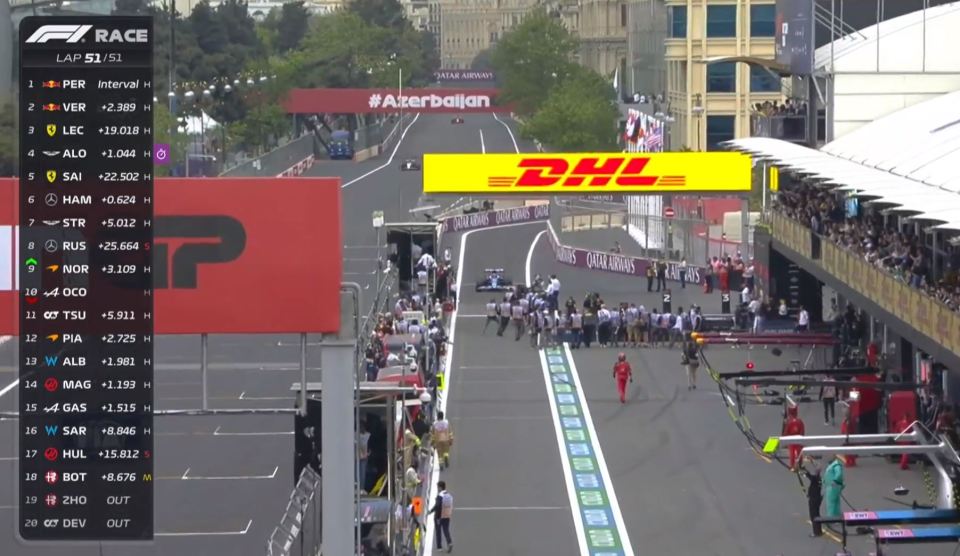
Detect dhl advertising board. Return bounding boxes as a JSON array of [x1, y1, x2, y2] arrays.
[[423, 153, 753, 194]]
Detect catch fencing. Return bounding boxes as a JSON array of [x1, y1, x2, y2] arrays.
[[551, 196, 749, 267]]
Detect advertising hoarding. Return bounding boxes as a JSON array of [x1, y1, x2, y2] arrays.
[[423, 153, 753, 194], [0, 177, 344, 335], [283, 88, 510, 114]]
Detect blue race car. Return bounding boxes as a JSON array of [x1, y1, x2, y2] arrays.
[[328, 139, 354, 160], [475, 268, 514, 292]]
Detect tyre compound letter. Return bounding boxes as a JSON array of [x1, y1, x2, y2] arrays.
[[154, 215, 246, 289]]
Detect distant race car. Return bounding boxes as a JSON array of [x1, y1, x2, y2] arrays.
[[475, 268, 514, 292], [451, 117, 465, 124], [400, 158, 421, 171], [328, 139, 354, 160]]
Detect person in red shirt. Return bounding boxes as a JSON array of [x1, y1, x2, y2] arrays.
[[783, 404, 806, 471], [895, 414, 912, 470], [613, 353, 633, 404]]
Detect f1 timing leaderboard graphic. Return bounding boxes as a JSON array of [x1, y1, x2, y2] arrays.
[[17, 16, 155, 542]]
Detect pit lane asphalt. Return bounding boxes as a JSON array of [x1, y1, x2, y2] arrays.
[[0, 113, 521, 555]]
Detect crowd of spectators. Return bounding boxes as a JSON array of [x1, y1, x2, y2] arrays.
[[775, 183, 960, 314], [752, 99, 808, 117]]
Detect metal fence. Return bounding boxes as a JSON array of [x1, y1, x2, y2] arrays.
[[551, 196, 750, 265]]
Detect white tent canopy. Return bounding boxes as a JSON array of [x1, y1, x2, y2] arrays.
[[724, 89, 960, 225], [177, 110, 220, 135]]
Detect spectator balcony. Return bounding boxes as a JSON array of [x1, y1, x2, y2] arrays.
[[766, 212, 960, 367], [750, 112, 825, 145]]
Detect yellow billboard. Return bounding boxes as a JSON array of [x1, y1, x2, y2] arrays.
[[423, 152, 752, 194]]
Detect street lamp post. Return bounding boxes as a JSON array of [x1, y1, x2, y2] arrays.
[[692, 92, 704, 151]]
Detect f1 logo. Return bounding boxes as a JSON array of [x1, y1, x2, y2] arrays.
[[24, 24, 93, 44], [154, 216, 246, 289]]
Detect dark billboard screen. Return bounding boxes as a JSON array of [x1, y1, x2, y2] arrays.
[[776, 0, 814, 75]]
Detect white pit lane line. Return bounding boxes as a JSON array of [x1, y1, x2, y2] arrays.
[[157, 465, 279, 481], [154, 519, 253, 537]]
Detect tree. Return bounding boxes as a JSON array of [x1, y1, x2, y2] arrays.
[[113, 0, 150, 14], [521, 65, 619, 152], [348, 0, 406, 29], [471, 48, 494, 71], [491, 8, 579, 116], [275, 1, 310, 52], [293, 11, 390, 87], [153, 103, 188, 177], [0, 97, 15, 176]]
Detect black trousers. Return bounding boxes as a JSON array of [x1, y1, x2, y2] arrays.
[[497, 316, 510, 336], [435, 518, 452, 548], [647, 276, 654, 291], [808, 496, 823, 536], [657, 275, 666, 291], [823, 397, 835, 423], [679, 271, 686, 288]]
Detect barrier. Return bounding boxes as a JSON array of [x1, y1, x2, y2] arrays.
[[221, 133, 316, 177], [437, 204, 550, 234], [546, 220, 705, 285]]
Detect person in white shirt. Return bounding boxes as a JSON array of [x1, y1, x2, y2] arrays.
[[741, 285, 752, 306], [548, 275, 561, 311], [669, 309, 685, 349], [778, 299, 789, 318], [743, 260, 755, 290], [797, 306, 810, 332], [597, 305, 612, 347], [820, 376, 837, 426], [511, 302, 525, 341], [483, 299, 498, 335], [679, 259, 688, 289], [417, 252, 436, 270]]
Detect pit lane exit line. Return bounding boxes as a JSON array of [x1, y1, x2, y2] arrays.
[[155, 519, 253, 537], [158, 466, 279, 480]]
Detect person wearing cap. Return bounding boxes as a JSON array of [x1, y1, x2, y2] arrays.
[[613, 352, 634, 404]]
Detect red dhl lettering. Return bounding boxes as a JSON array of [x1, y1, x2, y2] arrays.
[[488, 157, 682, 188]]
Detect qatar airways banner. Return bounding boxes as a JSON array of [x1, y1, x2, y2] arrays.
[[434, 70, 496, 81], [283, 88, 511, 114], [546, 223, 704, 285], [439, 204, 549, 234]]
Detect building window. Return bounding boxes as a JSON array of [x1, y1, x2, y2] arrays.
[[706, 5, 737, 38], [706, 115, 736, 150], [621, 3, 627, 27], [706, 62, 736, 93], [750, 5, 775, 37], [668, 6, 686, 38], [750, 65, 780, 92]]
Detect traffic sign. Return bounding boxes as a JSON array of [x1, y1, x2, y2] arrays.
[[664, 206, 675, 218]]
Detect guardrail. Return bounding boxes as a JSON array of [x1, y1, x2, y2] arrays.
[[221, 133, 317, 178]]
